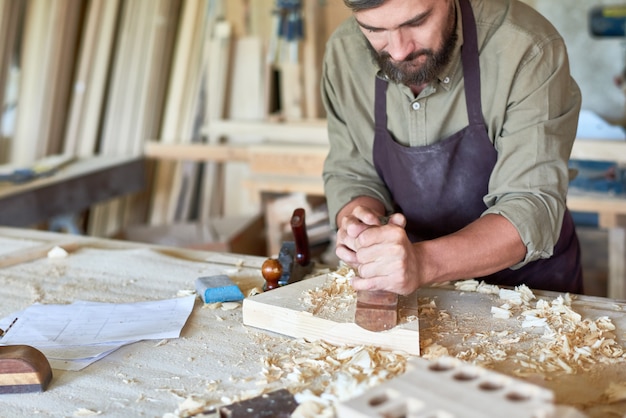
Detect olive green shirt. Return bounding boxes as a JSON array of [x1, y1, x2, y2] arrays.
[[321, 0, 581, 267]]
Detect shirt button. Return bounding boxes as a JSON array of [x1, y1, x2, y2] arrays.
[[412, 102, 421, 110]]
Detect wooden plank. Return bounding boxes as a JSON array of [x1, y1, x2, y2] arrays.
[[302, 0, 324, 119], [145, 141, 249, 162], [12, 0, 84, 164], [64, 0, 121, 158], [608, 227, 626, 300], [0, 0, 23, 163], [279, 61, 304, 121], [149, 0, 208, 225], [243, 176, 324, 198], [198, 19, 231, 221], [242, 273, 420, 355], [0, 240, 83, 269], [45, 0, 83, 157], [570, 139, 626, 163], [248, 144, 326, 177], [202, 118, 328, 144], [89, 0, 180, 237]]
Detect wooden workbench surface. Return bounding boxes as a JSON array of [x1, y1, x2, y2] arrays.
[[0, 227, 625, 417]]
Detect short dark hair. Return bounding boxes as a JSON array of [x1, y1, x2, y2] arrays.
[[343, 0, 386, 12]]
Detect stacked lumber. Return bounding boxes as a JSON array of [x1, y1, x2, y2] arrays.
[[87, 0, 181, 237], [0, 0, 23, 163], [11, 0, 85, 165], [148, 0, 217, 225]]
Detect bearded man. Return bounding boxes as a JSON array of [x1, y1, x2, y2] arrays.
[[322, 0, 583, 294]]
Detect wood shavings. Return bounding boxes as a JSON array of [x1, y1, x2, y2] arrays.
[[432, 279, 626, 377], [73, 408, 102, 416], [491, 306, 511, 319], [177, 289, 195, 297], [48, 246, 68, 258], [248, 287, 262, 297], [171, 396, 211, 417], [301, 266, 356, 319], [220, 302, 240, 311], [454, 279, 499, 294], [259, 337, 408, 416]]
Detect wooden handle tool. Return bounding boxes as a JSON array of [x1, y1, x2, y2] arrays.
[[0, 345, 53, 394], [353, 215, 399, 332], [355, 290, 399, 332], [290, 208, 310, 267]]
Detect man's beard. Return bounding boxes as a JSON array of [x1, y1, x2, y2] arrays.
[[373, 22, 458, 86]]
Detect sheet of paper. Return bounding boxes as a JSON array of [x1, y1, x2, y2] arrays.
[[0, 296, 196, 370]]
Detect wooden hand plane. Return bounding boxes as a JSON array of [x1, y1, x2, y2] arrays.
[[262, 208, 314, 290], [353, 216, 399, 332]]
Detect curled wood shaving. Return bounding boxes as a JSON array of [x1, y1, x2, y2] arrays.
[[301, 265, 356, 319], [432, 280, 626, 376], [260, 337, 408, 416]]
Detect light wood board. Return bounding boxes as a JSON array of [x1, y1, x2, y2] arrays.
[[242, 273, 420, 355]]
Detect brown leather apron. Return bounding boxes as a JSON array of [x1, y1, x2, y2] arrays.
[[372, 0, 583, 293]]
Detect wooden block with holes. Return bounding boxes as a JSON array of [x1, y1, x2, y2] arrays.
[[336, 356, 556, 418]]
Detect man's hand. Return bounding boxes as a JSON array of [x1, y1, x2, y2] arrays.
[[336, 205, 386, 266], [346, 213, 424, 295], [335, 199, 421, 295]]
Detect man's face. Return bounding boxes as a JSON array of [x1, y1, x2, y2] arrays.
[[355, 0, 457, 86]]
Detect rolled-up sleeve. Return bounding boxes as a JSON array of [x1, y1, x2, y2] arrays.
[[321, 40, 394, 229], [483, 35, 581, 268]]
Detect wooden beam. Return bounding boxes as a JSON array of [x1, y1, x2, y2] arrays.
[[570, 139, 626, 163], [203, 118, 328, 144], [145, 141, 249, 162]]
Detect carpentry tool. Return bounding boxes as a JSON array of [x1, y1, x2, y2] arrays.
[[220, 389, 297, 417], [354, 215, 399, 332], [354, 290, 399, 332], [261, 258, 283, 290], [195, 388, 298, 417], [195, 275, 244, 304], [0, 345, 53, 394], [262, 208, 314, 289]]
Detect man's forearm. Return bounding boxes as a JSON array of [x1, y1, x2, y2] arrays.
[[417, 213, 527, 285]]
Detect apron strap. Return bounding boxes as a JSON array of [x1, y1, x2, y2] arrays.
[[459, 0, 484, 126], [375, 77, 388, 135]]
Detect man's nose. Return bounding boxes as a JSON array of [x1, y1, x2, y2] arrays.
[[385, 28, 415, 62]]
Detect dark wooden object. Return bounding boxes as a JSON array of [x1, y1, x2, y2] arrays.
[[354, 289, 399, 332], [0, 345, 53, 394]]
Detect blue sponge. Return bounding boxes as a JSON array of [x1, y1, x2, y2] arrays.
[[195, 275, 245, 304]]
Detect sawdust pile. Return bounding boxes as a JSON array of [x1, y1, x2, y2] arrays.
[[300, 265, 356, 320], [261, 338, 408, 417], [422, 279, 626, 377]]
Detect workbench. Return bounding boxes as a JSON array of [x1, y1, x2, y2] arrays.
[[0, 227, 625, 417]]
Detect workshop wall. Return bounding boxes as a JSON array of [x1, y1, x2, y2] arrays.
[[532, 0, 625, 125]]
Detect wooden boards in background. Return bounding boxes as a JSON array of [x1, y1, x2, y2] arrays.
[[148, 0, 213, 226], [88, 0, 180, 237], [11, 0, 85, 165], [63, 0, 121, 158]]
